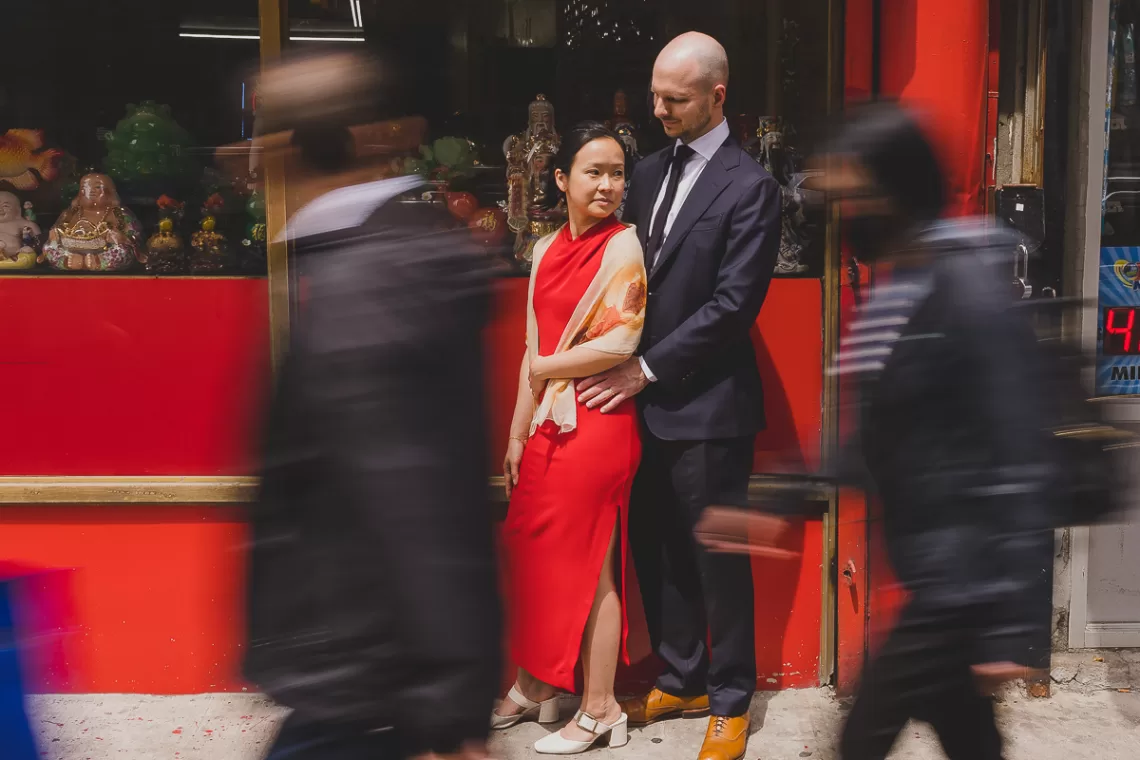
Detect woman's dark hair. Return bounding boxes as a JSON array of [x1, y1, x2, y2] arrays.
[[830, 101, 947, 223], [539, 122, 629, 211]]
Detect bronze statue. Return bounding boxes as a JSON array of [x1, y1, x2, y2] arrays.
[[502, 94, 565, 268], [750, 117, 813, 275], [605, 89, 640, 160], [605, 89, 640, 220]]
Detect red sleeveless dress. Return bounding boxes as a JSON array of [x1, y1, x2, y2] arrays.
[[502, 216, 642, 691]]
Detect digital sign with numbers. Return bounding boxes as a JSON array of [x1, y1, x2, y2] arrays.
[[1103, 307, 1140, 355], [1098, 248, 1140, 393]]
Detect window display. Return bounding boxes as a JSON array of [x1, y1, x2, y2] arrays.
[[267, 1, 834, 277], [1100, 0, 1140, 392], [1, 0, 265, 277], [0, 1, 832, 278]]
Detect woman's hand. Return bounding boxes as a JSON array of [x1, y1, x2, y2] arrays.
[[528, 357, 550, 401], [529, 356, 550, 382], [503, 437, 526, 499]]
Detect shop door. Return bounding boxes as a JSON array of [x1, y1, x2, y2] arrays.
[[1072, 0, 1140, 649]]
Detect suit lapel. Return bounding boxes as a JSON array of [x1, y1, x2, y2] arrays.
[[649, 141, 738, 281]]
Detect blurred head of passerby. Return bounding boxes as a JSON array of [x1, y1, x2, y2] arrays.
[[255, 50, 426, 206], [809, 102, 947, 262]]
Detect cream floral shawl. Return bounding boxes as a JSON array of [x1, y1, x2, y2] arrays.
[[527, 224, 647, 436]]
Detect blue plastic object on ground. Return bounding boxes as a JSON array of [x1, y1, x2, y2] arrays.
[[0, 579, 38, 759]]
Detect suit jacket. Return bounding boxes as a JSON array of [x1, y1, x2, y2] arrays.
[[245, 195, 501, 756], [624, 136, 782, 440]]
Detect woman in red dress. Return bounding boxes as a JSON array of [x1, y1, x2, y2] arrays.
[[493, 123, 647, 755]]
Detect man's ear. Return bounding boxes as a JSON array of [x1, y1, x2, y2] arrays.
[[713, 85, 727, 109]]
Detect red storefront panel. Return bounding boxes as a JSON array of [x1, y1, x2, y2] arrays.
[[0, 279, 270, 476]]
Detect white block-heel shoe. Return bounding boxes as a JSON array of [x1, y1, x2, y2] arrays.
[[534, 710, 629, 754], [491, 684, 560, 730]]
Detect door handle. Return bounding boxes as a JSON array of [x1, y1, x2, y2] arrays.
[[1013, 243, 1033, 300]]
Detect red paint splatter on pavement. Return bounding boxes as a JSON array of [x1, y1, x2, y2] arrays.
[[172, 728, 182, 734]]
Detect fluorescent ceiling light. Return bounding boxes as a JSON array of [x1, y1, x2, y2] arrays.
[[180, 32, 260, 40], [350, 0, 362, 27], [290, 36, 366, 42], [179, 33, 365, 42]]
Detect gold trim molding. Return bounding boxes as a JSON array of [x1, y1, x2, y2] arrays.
[[0, 475, 830, 507], [0, 477, 258, 505]]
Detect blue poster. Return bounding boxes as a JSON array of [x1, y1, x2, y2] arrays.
[[1098, 245, 1140, 394]]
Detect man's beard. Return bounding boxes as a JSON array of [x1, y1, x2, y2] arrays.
[[680, 105, 714, 143]]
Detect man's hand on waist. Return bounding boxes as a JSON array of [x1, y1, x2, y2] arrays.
[[578, 357, 649, 413]]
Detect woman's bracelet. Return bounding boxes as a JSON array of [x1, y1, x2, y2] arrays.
[[509, 435, 528, 444]]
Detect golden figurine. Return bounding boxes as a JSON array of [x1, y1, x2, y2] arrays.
[[145, 195, 187, 275], [43, 174, 144, 272], [189, 194, 232, 275], [502, 94, 565, 269]]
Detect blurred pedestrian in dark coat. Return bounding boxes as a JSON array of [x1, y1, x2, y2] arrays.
[[699, 103, 1055, 760], [810, 104, 1054, 760], [243, 51, 500, 760]]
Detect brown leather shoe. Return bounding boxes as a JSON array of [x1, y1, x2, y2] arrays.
[[618, 688, 710, 726], [697, 714, 750, 760]]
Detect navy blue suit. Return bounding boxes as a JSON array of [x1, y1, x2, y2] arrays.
[[624, 136, 781, 716]]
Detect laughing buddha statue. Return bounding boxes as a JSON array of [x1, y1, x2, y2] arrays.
[[43, 174, 144, 272], [0, 191, 39, 269]]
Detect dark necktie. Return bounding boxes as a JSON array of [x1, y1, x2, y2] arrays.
[[646, 144, 695, 263]]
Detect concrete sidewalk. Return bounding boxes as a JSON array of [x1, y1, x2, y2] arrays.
[[26, 653, 1140, 760]]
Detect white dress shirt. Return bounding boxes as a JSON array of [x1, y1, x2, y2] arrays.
[[640, 118, 731, 383], [647, 118, 731, 266]]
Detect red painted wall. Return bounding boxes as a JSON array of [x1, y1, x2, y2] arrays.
[[880, 0, 990, 217], [2, 274, 825, 694], [0, 507, 248, 693], [0, 278, 267, 693], [0, 278, 270, 476], [836, 0, 992, 694]]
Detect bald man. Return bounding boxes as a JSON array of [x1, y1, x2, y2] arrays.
[[577, 32, 781, 760]]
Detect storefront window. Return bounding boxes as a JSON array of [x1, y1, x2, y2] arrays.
[[278, 0, 834, 278], [1099, 0, 1140, 392], [2, 1, 266, 276]]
